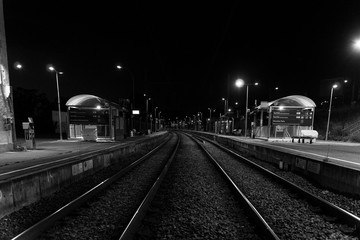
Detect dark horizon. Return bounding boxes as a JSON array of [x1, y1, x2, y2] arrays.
[[4, 1, 360, 119]]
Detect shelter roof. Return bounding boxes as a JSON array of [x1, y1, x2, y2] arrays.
[[65, 94, 119, 108], [268, 95, 316, 108]]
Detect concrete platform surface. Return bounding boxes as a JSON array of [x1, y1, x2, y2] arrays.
[[195, 131, 360, 170], [0, 132, 166, 175]]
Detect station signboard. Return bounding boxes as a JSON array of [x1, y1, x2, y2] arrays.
[[69, 108, 109, 125], [271, 109, 313, 126]]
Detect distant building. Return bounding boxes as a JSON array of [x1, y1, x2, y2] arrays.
[[0, 0, 15, 152]]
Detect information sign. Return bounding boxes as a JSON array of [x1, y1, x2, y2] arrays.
[[272, 109, 313, 126], [69, 108, 109, 125]]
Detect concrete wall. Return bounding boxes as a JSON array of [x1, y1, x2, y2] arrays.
[[0, 0, 14, 152], [0, 133, 168, 219], [193, 131, 360, 197]]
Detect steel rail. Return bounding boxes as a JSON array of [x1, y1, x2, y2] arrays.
[[11, 134, 172, 240], [187, 133, 280, 240], [193, 133, 360, 234], [119, 133, 180, 240]]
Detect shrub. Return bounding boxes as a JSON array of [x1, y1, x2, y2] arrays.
[[349, 134, 360, 143]]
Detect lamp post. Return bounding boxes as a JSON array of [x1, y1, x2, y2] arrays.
[[235, 79, 258, 137], [158, 111, 162, 130], [221, 98, 228, 115], [116, 65, 135, 107], [208, 108, 215, 119], [116, 65, 135, 133], [48, 65, 64, 140], [154, 107, 158, 132], [144, 94, 151, 134], [325, 84, 338, 141]]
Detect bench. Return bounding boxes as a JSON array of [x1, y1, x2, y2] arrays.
[[291, 130, 318, 144], [291, 136, 315, 144]]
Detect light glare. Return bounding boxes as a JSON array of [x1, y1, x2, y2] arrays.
[[235, 79, 245, 88], [354, 39, 360, 50]]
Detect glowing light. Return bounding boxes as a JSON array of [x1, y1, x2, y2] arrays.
[[279, 106, 284, 110], [332, 84, 338, 89], [353, 39, 360, 50], [116, 65, 122, 69], [235, 78, 245, 88], [48, 66, 55, 71], [96, 105, 101, 109]]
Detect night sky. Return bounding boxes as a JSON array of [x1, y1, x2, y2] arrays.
[[4, 1, 360, 120]]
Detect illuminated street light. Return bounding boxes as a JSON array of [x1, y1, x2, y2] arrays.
[[353, 39, 360, 51], [325, 84, 338, 141], [115, 64, 135, 107], [235, 79, 259, 137], [48, 65, 64, 140], [15, 63, 22, 69], [208, 107, 215, 119], [222, 98, 228, 115], [116, 64, 136, 133]]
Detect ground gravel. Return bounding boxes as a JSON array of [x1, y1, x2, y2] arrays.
[[135, 133, 261, 240], [37, 135, 177, 239], [201, 140, 359, 240]]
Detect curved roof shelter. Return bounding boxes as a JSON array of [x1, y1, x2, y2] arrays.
[[268, 95, 316, 108], [66, 94, 119, 108]]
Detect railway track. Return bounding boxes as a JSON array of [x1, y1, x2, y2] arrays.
[[11, 132, 279, 240], [10, 130, 359, 239], [10, 133, 178, 240], [192, 133, 360, 239], [121, 132, 270, 239]]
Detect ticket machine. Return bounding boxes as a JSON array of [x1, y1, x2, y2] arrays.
[[22, 117, 36, 149]]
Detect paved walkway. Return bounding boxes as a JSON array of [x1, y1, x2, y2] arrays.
[[0, 132, 167, 174]]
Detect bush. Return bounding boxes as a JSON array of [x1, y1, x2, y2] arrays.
[[349, 134, 360, 143]]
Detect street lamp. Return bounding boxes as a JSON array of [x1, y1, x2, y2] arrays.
[[115, 65, 135, 107], [48, 65, 64, 140], [116, 64, 136, 134], [144, 94, 151, 134], [15, 63, 22, 70], [235, 78, 258, 137], [325, 84, 338, 141], [221, 98, 228, 115], [208, 108, 215, 119], [353, 39, 360, 51], [154, 107, 158, 132]]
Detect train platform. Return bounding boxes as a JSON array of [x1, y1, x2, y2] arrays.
[[193, 131, 360, 170], [0, 132, 166, 175]]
